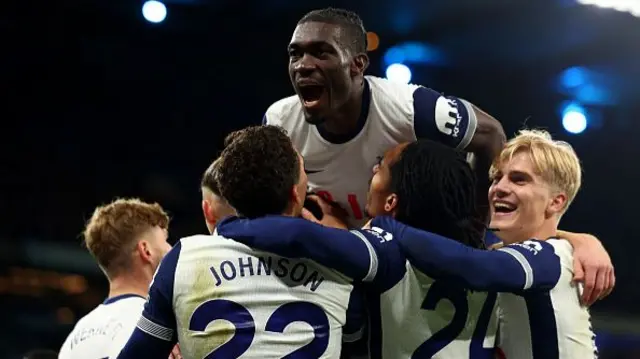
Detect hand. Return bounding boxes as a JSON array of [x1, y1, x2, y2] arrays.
[[169, 343, 182, 359], [301, 194, 349, 229], [558, 230, 615, 306]]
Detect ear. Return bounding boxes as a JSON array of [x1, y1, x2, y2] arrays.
[[548, 192, 568, 216], [202, 199, 217, 227], [136, 240, 152, 264], [351, 53, 369, 76], [291, 183, 305, 208], [384, 193, 398, 213]]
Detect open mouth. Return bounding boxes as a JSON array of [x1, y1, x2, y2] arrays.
[[493, 201, 517, 214], [298, 85, 326, 107]]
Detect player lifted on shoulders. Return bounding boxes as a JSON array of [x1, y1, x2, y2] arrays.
[[263, 7, 505, 228], [117, 126, 366, 358], [396, 129, 605, 358], [263, 7, 613, 303], [58, 198, 175, 359]]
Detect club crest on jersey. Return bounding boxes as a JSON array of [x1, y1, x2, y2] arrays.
[[365, 227, 393, 242], [434, 96, 462, 138]]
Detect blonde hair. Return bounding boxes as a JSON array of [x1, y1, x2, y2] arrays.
[[489, 129, 582, 213], [83, 198, 169, 278]]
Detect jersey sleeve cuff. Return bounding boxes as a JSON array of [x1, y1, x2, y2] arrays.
[[497, 247, 534, 290], [137, 315, 174, 341], [458, 99, 477, 150], [342, 325, 365, 343], [349, 230, 379, 282]]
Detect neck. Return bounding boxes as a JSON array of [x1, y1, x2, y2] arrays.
[[499, 220, 558, 245], [320, 80, 364, 135], [107, 272, 152, 299]]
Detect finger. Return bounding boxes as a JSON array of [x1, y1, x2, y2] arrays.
[[601, 267, 615, 299], [580, 267, 596, 306], [587, 269, 606, 306], [301, 208, 320, 223], [572, 260, 585, 283], [598, 269, 611, 300]]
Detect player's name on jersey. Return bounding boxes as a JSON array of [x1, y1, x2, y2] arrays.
[[67, 318, 123, 350], [209, 256, 326, 291]]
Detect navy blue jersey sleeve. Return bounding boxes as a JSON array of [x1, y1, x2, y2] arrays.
[[384, 217, 562, 292], [413, 86, 478, 150], [216, 216, 406, 289], [343, 285, 366, 343], [116, 242, 181, 359]]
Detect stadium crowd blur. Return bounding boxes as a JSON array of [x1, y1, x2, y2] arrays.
[[2, 0, 640, 358]]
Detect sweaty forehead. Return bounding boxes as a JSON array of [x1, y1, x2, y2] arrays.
[[290, 21, 342, 47]]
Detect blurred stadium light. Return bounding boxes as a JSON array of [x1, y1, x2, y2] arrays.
[[385, 63, 412, 84], [578, 0, 640, 17], [142, 0, 167, 23], [382, 42, 446, 68], [558, 66, 617, 105], [561, 102, 589, 134]]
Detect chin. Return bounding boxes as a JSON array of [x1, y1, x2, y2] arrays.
[[304, 113, 327, 125]]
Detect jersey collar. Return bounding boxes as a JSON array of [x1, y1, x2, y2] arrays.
[[316, 78, 371, 144]]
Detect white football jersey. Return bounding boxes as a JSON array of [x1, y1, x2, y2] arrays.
[[58, 294, 145, 359], [136, 232, 357, 358], [264, 75, 478, 227], [214, 215, 499, 359], [497, 239, 598, 359], [371, 262, 499, 359]]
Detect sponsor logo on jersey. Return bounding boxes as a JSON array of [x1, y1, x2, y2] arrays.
[[366, 226, 393, 242], [512, 240, 543, 255], [434, 96, 462, 138]]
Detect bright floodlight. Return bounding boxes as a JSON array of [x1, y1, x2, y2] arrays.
[[385, 63, 412, 84], [562, 104, 588, 134], [142, 1, 167, 23], [577, 0, 640, 17]]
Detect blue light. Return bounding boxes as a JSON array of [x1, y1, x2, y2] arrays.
[[561, 103, 588, 134], [560, 66, 587, 89], [142, 1, 167, 23], [385, 63, 412, 84], [382, 42, 445, 68]]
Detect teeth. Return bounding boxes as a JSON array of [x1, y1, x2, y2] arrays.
[[494, 202, 515, 210]]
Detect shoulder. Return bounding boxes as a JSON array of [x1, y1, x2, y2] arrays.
[[366, 75, 420, 109], [545, 238, 574, 263], [264, 95, 303, 126]]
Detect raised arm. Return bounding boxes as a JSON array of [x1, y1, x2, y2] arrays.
[[413, 86, 506, 223]]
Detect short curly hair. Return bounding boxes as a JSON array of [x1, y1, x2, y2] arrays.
[[83, 198, 169, 278], [216, 125, 300, 218]]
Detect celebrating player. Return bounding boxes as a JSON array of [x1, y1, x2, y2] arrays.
[[200, 158, 235, 233], [264, 7, 613, 303], [396, 130, 601, 358], [117, 126, 369, 358], [218, 139, 500, 358], [264, 7, 505, 229], [59, 198, 173, 359]]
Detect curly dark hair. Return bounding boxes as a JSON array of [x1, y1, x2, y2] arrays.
[[298, 7, 367, 54], [389, 140, 485, 249], [216, 125, 300, 218]]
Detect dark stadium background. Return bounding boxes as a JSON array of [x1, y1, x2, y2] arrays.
[[1, 0, 639, 357]]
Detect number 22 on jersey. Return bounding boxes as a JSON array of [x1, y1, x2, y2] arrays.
[[189, 299, 330, 358], [414, 281, 497, 358]]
